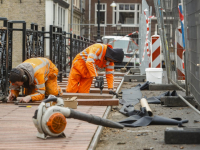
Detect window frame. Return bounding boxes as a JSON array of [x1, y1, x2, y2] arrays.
[[112, 3, 141, 27], [95, 3, 107, 26]]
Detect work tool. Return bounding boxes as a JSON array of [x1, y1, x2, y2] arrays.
[[32, 97, 124, 139], [120, 49, 138, 72], [94, 76, 104, 94]]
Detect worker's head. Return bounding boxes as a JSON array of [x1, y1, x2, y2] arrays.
[[105, 46, 124, 62], [9, 68, 28, 86]]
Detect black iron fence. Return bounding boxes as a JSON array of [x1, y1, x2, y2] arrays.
[[0, 17, 9, 100], [70, 34, 95, 66], [0, 18, 95, 101], [26, 23, 45, 60]]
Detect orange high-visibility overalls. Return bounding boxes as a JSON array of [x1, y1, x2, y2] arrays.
[[10, 58, 62, 101], [66, 43, 114, 93]]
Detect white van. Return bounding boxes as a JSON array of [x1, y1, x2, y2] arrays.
[[102, 36, 139, 68]]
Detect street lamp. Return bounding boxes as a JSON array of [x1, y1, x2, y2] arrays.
[[96, 0, 102, 43], [110, 1, 117, 7]]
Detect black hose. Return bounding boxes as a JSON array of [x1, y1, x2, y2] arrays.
[[69, 109, 124, 129]]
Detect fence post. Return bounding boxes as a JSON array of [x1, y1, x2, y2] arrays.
[[0, 17, 9, 101]]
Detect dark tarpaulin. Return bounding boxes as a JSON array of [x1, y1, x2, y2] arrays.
[[118, 107, 188, 127], [147, 90, 178, 104], [119, 84, 142, 116]]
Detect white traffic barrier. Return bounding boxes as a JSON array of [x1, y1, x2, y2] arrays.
[[151, 35, 161, 68]]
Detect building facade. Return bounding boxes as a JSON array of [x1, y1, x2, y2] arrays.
[[0, 0, 70, 66], [84, 0, 157, 42]]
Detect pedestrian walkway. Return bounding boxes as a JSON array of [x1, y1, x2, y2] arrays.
[[0, 72, 126, 150], [0, 104, 107, 150]]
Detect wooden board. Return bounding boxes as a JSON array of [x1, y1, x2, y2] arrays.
[[98, 72, 126, 76], [0, 104, 107, 150], [62, 78, 123, 82], [62, 93, 113, 99], [77, 99, 119, 106], [6, 98, 118, 106], [58, 81, 120, 86], [61, 87, 116, 94], [58, 84, 118, 89]]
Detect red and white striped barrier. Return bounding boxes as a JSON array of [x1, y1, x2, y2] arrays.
[[151, 35, 161, 68], [175, 27, 185, 80], [142, 9, 150, 67], [141, 9, 154, 67]]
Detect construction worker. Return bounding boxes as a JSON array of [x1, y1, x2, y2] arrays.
[[7, 57, 63, 103], [66, 43, 124, 93]]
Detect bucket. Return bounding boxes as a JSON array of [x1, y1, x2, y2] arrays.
[[145, 68, 163, 84]]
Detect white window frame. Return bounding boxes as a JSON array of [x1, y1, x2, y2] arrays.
[[54, 3, 66, 30], [95, 3, 107, 26], [112, 3, 141, 27]]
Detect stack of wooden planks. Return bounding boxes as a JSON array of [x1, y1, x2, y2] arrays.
[[57, 73, 124, 106]]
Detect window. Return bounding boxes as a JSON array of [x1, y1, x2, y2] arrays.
[[95, 3, 107, 25], [61, 7, 63, 27], [63, 9, 65, 30], [53, 4, 55, 25], [58, 6, 60, 26], [164, 0, 172, 10], [112, 3, 141, 26], [74, 0, 79, 8]]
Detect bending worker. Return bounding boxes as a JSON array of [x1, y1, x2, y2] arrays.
[[66, 43, 124, 93], [7, 57, 63, 103]]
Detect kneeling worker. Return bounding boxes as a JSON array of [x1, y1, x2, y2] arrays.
[[7, 57, 63, 103], [66, 43, 124, 93]]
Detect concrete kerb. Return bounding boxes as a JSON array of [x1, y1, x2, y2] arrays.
[[149, 84, 186, 90]]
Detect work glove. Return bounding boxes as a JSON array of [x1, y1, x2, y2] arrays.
[[7, 92, 16, 102], [109, 90, 118, 98], [17, 96, 32, 103]]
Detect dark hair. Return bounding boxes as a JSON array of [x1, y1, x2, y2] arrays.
[[9, 68, 24, 83]]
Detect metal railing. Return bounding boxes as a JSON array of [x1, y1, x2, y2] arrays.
[[0, 17, 95, 101], [153, 0, 200, 106], [0, 17, 9, 101], [26, 23, 45, 60]]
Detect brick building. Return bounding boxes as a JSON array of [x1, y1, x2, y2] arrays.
[[0, 0, 73, 66], [84, 0, 157, 42]]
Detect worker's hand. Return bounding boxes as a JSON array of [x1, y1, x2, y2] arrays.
[[17, 96, 32, 103], [7, 93, 16, 102]]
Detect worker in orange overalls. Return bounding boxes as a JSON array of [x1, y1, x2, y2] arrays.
[[66, 43, 124, 93], [7, 57, 63, 103]]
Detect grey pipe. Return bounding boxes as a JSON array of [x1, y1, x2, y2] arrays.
[[69, 109, 124, 129]]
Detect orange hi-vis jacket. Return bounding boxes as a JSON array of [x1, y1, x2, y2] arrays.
[[10, 58, 61, 101], [72, 43, 114, 89]]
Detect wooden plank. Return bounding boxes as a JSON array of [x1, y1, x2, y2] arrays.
[[61, 87, 116, 94], [77, 99, 119, 106], [58, 81, 120, 87], [58, 83, 118, 88], [62, 93, 113, 99], [98, 72, 126, 76], [0, 104, 107, 150], [62, 77, 123, 81], [58, 80, 121, 84]]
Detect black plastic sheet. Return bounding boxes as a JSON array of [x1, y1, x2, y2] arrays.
[[119, 107, 188, 127]]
